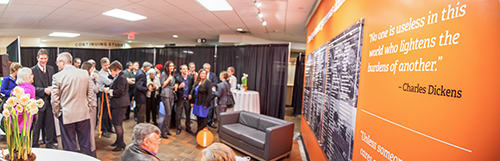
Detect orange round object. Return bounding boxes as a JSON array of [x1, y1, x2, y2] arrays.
[[196, 127, 214, 148]]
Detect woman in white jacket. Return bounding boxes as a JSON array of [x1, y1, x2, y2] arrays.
[[146, 69, 161, 126]]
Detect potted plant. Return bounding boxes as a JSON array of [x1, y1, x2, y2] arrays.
[[241, 73, 248, 92], [2, 86, 44, 161]]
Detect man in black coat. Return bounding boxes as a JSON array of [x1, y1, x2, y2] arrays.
[[174, 64, 195, 135], [31, 49, 57, 148], [134, 62, 152, 123], [203, 63, 218, 128]]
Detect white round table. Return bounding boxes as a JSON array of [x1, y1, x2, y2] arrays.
[[232, 90, 260, 114], [1, 148, 100, 161]]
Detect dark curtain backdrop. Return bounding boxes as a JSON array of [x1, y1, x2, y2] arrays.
[[59, 48, 109, 70], [7, 39, 19, 63], [156, 46, 215, 73], [216, 44, 289, 119], [110, 48, 154, 69], [292, 54, 305, 116], [20, 47, 59, 69]]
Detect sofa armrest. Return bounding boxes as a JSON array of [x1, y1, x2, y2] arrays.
[[220, 110, 242, 126], [264, 122, 294, 160]]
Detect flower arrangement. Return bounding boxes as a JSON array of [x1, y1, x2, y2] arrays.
[[2, 87, 44, 161], [241, 73, 248, 92], [241, 73, 248, 87]]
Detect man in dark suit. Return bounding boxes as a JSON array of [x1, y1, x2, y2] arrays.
[[203, 63, 218, 128], [174, 64, 195, 135], [135, 62, 152, 123], [31, 49, 57, 149]]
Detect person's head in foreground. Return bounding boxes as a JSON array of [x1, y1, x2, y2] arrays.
[[201, 143, 236, 161], [122, 123, 161, 161]]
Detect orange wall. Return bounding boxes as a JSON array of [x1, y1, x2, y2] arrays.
[[303, 0, 500, 160]]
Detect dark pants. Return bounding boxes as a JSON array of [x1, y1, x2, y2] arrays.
[[111, 107, 127, 148], [160, 97, 173, 137], [98, 92, 112, 132], [136, 104, 146, 123], [126, 91, 134, 119], [207, 99, 215, 124], [176, 98, 192, 131], [59, 116, 94, 157], [215, 105, 228, 126], [32, 107, 56, 148], [146, 95, 158, 124], [196, 116, 208, 134]]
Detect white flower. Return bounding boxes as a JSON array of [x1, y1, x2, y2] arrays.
[[2, 109, 10, 118], [28, 101, 37, 113], [18, 94, 30, 106], [36, 99, 45, 108], [30, 108, 38, 115], [5, 97, 18, 107], [12, 86, 24, 97], [15, 105, 23, 113]]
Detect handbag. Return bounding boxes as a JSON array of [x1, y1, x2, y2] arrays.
[[226, 82, 235, 108]]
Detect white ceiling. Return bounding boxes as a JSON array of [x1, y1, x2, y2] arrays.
[[0, 0, 316, 45]]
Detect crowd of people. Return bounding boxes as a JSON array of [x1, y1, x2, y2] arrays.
[[0, 49, 239, 159]]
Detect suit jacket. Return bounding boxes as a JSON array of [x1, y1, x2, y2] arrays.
[[214, 81, 230, 105], [208, 72, 218, 87], [175, 74, 194, 102], [31, 65, 55, 112], [110, 71, 130, 108], [134, 69, 148, 104], [51, 66, 94, 124], [190, 79, 212, 107]]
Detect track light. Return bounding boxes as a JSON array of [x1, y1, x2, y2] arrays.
[[254, 1, 262, 7]]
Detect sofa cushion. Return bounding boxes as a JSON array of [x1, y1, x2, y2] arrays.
[[257, 116, 288, 132], [240, 130, 266, 149], [220, 123, 255, 139], [239, 112, 261, 129]]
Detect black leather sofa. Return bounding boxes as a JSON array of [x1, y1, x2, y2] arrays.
[[219, 111, 294, 161]]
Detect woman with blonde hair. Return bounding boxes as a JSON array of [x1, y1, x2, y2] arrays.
[[15, 67, 35, 99], [1, 62, 22, 99]]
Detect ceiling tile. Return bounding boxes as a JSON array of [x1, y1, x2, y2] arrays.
[[61, 0, 95, 10], [260, 1, 287, 11], [227, 0, 255, 10], [4, 4, 33, 13], [164, 0, 207, 12], [29, 6, 58, 14], [99, 0, 134, 8], [37, 0, 70, 7], [285, 11, 308, 35], [49, 8, 79, 16], [10, 0, 40, 5]]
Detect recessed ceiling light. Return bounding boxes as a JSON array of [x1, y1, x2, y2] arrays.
[[262, 21, 267, 26], [103, 9, 147, 21], [155, 45, 164, 48], [255, 2, 262, 7], [49, 32, 80, 37], [237, 28, 243, 31], [258, 12, 263, 18], [0, 0, 10, 4], [128, 41, 132, 43], [41, 40, 46, 42], [148, 44, 152, 46], [196, 0, 233, 11], [173, 35, 178, 38]]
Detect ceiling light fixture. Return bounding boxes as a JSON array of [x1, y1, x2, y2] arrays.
[[173, 35, 178, 38], [0, 0, 10, 4], [41, 40, 46, 42], [258, 12, 263, 18], [254, 1, 262, 7], [237, 28, 243, 31], [196, 0, 233, 11], [128, 41, 132, 43], [103, 9, 147, 21], [262, 21, 267, 26], [49, 32, 80, 37]]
